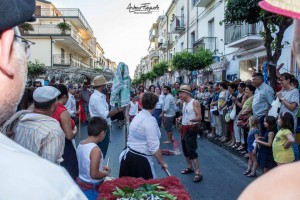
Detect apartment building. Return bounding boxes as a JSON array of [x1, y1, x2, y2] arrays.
[[136, 0, 298, 86]]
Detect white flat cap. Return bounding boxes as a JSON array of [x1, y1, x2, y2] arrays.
[[33, 86, 61, 103]]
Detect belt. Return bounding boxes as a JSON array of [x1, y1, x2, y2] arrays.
[[76, 177, 103, 191], [128, 147, 152, 157]]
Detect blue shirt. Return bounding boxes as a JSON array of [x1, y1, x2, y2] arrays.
[[252, 82, 274, 118]]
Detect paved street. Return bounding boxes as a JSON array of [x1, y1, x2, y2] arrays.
[[75, 121, 253, 200]]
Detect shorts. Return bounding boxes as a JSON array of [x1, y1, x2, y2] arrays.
[[164, 116, 174, 132]]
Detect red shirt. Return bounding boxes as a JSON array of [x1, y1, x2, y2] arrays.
[[52, 103, 75, 129]]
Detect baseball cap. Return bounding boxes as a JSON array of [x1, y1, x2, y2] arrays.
[[0, 0, 36, 32], [33, 86, 61, 103]]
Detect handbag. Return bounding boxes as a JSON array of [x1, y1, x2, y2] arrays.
[[229, 104, 236, 120], [211, 106, 219, 115], [237, 114, 249, 128], [268, 97, 281, 118]]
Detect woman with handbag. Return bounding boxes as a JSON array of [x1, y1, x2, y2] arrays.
[[232, 83, 246, 149], [236, 84, 256, 152], [223, 83, 238, 146]]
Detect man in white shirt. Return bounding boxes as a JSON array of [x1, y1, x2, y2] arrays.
[[0, 0, 86, 199], [89, 75, 125, 158]]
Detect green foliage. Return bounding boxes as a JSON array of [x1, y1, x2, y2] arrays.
[[94, 68, 103, 72], [224, 0, 260, 24], [172, 48, 213, 71], [56, 22, 71, 32], [27, 60, 46, 81], [112, 184, 176, 200], [20, 23, 34, 31], [152, 61, 169, 76]]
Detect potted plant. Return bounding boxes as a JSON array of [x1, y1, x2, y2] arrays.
[[56, 22, 71, 34], [19, 23, 34, 34]]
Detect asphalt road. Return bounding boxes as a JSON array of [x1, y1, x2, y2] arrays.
[[75, 121, 254, 200]]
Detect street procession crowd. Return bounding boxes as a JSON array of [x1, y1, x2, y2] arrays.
[[1, 0, 300, 200]]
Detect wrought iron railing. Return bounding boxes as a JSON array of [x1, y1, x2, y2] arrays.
[[53, 54, 89, 68], [225, 22, 263, 44], [193, 37, 217, 53], [170, 16, 185, 32]]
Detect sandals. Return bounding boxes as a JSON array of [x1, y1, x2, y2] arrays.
[[193, 174, 203, 182], [247, 173, 256, 178], [243, 170, 251, 175], [181, 168, 194, 174]]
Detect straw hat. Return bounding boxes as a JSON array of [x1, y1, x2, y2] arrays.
[[259, 0, 300, 19], [178, 85, 192, 95], [91, 75, 107, 87]]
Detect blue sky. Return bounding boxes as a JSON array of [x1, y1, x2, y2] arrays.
[[51, 0, 172, 77]]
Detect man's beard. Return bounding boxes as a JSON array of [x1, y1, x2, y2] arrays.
[[0, 42, 27, 125]]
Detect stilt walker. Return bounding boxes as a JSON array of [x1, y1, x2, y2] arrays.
[[110, 62, 131, 146]]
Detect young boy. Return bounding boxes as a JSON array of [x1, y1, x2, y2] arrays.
[[76, 116, 111, 199], [127, 95, 139, 123]]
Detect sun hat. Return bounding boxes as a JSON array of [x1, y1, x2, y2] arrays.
[[0, 0, 36, 32], [259, 0, 300, 19], [178, 85, 192, 95], [91, 75, 107, 87], [33, 86, 61, 103]]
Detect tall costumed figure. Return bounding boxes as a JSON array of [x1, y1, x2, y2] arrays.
[[110, 62, 131, 145]]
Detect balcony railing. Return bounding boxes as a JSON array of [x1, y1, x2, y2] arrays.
[[24, 24, 94, 55], [225, 22, 263, 45], [193, 37, 217, 53], [170, 16, 185, 34], [53, 54, 89, 68], [149, 49, 159, 59], [149, 30, 157, 42], [34, 8, 93, 35]]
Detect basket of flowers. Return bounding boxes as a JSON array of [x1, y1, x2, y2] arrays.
[[98, 176, 191, 200]]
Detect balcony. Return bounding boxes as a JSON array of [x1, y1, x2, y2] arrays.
[[193, 37, 217, 53], [225, 22, 263, 48], [53, 54, 90, 68], [195, 0, 214, 7], [170, 16, 185, 34], [149, 29, 158, 42], [22, 24, 95, 57], [34, 8, 93, 38], [149, 49, 159, 59]]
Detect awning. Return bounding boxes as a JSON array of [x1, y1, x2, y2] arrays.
[[210, 60, 229, 72]]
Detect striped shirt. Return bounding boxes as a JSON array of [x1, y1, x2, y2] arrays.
[[15, 113, 65, 164]]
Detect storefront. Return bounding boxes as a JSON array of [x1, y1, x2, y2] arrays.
[[239, 56, 267, 81], [210, 60, 228, 82]]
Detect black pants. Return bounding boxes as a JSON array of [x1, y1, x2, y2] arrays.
[[182, 126, 198, 160]]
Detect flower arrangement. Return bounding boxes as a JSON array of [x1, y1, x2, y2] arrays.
[[98, 176, 191, 200]]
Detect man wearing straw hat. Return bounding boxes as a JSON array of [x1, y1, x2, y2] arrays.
[[239, 1, 300, 199], [89, 75, 125, 158], [177, 85, 203, 182]]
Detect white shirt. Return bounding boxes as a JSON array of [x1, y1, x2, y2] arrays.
[[129, 101, 138, 116], [77, 143, 104, 184], [0, 133, 87, 200], [65, 93, 76, 117], [127, 109, 161, 155], [89, 90, 111, 125], [182, 99, 197, 125]]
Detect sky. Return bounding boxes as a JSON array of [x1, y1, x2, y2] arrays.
[[51, 0, 172, 77]]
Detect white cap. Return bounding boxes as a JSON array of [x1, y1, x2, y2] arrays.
[[33, 86, 61, 103]]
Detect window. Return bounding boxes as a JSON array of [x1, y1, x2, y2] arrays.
[[181, 42, 184, 52], [192, 0, 197, 7], [208, 18, 214, 37], [191, 32, 195, 50]]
